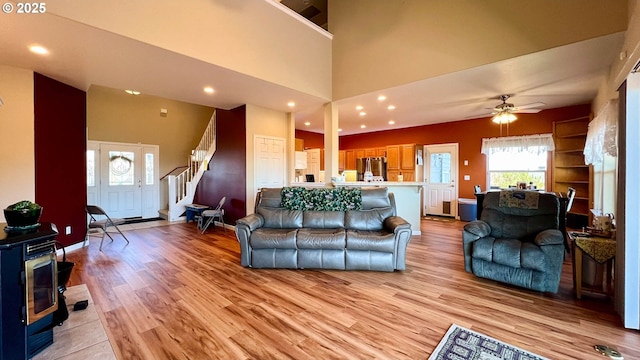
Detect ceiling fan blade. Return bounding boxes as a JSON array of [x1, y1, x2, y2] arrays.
[[516, 102, 546, 110], [513, 109, 542, 114]]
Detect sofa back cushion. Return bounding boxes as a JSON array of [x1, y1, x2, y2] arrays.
[[481, 191, 560, 241], [257, 207, 303, 228], [303, 211, 345, 228], [361, 187, 392, 210], [345, 206, 394, 230], [257, 188, 284, 209]]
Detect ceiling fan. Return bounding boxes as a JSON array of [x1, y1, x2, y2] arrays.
[[490, 94, 545, 124]]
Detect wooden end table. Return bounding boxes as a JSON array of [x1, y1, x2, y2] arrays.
[[568, 231, 616, 299]]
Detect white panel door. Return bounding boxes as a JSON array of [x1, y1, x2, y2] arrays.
[[424, 143, 458, 217], [141, 146, 160, 219], [100, 143, 142, 218], [255, 136, 286, 191]]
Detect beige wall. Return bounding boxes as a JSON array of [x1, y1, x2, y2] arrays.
[[330, 0, 628, 100], [0, 66, 35, 222], [245, 104, 289, 213], [87, 85, 214, 209]]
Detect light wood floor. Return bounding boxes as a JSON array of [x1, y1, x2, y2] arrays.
[[65, 220, 640, 359]]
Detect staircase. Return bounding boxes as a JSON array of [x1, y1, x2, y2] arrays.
[[162, 111, 217, 221]]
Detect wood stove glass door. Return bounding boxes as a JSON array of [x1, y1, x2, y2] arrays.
[[25, 252, 58, 325]]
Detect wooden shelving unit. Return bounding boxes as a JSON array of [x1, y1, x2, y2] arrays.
[[553, 116, 592, 228]]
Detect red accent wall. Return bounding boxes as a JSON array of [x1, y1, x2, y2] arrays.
[[339, 104, 592, 198], [34, 73, 87, 247], [295, 129, 324, 149], [194, 105, 247, 224]]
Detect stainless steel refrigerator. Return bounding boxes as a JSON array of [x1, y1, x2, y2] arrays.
[[356, 157, 387, 181]]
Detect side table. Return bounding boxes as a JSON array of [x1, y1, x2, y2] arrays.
[[184, 204, 210, 223], [568, 231, 616, 299]]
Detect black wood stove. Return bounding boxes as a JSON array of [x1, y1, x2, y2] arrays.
[[0, 222, 58, 360]]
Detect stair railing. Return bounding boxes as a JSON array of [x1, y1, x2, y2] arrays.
[[166, 110, 217, 221]]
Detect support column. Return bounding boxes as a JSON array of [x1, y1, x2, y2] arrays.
[[287, 112, 296, 185], [323, 102, 339, 184]]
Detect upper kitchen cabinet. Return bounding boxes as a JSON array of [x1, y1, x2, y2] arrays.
[[401, 144, 417, 171], [338, 150, 345, 171], [387, 145, 400, 170]]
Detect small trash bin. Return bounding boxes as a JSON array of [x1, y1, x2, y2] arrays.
[[458, 198, 477, 222]]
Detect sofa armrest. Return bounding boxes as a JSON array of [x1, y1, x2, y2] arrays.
[[384, 216, 411, 233], [236, 213, 264, 231], [235, 214, 264, 267], [461, 220, 491, 273], [534, 229, 564, 246], [463, 220, 491, 238], [383, 216, 412, 270]]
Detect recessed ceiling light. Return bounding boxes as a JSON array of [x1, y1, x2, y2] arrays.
[[359, 111, 366, 116], [387, 105, 396, 110], [304, 121, 311, 126], [388, 120, 395, 125], [29, 45, 48, 55], [338, 128, 343, 132], [288, 101, 296, 107], [203, 87, 214, 94], [124, 90, 141, 95], [377, 95, 386, 101], [356, 105, 363, 111], [360, 124, 366, 129]]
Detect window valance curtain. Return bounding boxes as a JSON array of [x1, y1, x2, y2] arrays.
[[584, 99, 618, 165], [481, 134, 555, 156]]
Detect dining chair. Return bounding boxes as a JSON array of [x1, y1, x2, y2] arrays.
[[84, 205, 130, 251], [198, 197, 226, 234]]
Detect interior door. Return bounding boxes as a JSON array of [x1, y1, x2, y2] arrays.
[[100, 143, 142, 218], [254, 136, 285, 210], [424, 143, 458, 217]]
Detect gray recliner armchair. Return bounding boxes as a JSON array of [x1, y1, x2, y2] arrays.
[[462, 191, 565, 293]]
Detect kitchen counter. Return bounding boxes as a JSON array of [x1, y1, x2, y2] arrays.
[[332, 181, 423, 235]]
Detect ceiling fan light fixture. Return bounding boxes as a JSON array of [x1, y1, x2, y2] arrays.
[[492, 111, 517, 124]]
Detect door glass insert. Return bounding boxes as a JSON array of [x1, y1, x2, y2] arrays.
[[430, 153, 451, 184], [87, 150, 95, 187], [109, 151, 135, 186], [145, 153, 154, 185]]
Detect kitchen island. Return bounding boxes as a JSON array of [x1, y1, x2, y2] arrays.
[[332, 181, 423, 235]]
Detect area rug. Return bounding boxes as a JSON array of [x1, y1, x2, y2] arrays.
[[429, 324, 547, 360]]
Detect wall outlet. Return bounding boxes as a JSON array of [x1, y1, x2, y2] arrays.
[[65, 225, 72, 235], [464, 160, 469, 166], [463, 175, 471, 180]]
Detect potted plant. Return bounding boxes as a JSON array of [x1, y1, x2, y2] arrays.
[[3, 200, 43, 227]]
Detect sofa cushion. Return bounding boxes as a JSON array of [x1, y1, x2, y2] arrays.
[[258, 188, 284, 208], [472, 237, 547, 272], [303, 211, 345, 228], [346, 230, 396, 252], [345, 207, 394, 231], [297, 228, 346, 249], [250, 228, 298, 249], [257, 207, 303, 229], [361, 187, 391, 210]]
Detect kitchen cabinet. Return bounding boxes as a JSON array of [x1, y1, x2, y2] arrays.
[[338, 150, 345, 171], [376, 147, 387, 157], [365, 148, 377, 157], [553, 116, 591, 228], [345, 150, 356, 170], [295, 138, 304, 151], [401, 144, 416, 171], [386, 145, 400, 170], [320, 149, 325, 171], [355, 149, 366, 160]]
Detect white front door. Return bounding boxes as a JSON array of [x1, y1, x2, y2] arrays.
[[100, 143, 142, 218], [87, 141, 160, 219], [424, 143, 459, 217], [254, 136, 286, 204]]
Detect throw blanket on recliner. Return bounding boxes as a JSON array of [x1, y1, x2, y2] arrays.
[[281, 187, 362, 211], [499, 190, 539, 209]]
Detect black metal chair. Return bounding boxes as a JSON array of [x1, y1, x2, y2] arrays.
[[84, 205, 130, 250], [198, 197, 226, 234]]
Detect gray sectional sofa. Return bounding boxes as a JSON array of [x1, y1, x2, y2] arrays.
[[235, 187, 412, 271]]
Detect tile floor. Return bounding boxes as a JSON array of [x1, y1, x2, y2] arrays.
[[33, 284, 116, 360]]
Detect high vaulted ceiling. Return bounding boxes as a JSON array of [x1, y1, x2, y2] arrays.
[[0, 1, 631, 136]]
